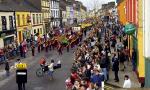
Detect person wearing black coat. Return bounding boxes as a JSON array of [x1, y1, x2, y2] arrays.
[[112, 54, 119, 82], [19, 43, 23, 57], [5, 61, 10, 77]]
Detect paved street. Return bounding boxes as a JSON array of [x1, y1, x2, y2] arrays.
[[0, 49, 74, 90]]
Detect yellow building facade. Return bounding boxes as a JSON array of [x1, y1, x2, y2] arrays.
[[80, 8, 87, 21], [117, 0, 127, 25], [137, 0, 145, 83], [15, 12, 32, 43]]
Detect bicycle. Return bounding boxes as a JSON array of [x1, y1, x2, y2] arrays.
[[36, 61, 61, 77], [36, 65, 49, 77]]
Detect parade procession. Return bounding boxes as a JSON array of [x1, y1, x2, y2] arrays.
[[1, 0, 150, 90]]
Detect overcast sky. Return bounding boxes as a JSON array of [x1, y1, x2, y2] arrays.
[[77, 0, 115, 10]]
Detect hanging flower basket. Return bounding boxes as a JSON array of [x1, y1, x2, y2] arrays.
[[124, 23, 136, 35]]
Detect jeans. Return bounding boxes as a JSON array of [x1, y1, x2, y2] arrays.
[[101, 68, 107, 81], [0, 55, 6, 62]]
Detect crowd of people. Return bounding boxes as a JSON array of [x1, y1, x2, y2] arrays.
[[66, 19, 135, 90], [0, 41, 18, 63]]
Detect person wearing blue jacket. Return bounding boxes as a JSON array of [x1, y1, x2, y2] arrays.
[[90, 69, 104, 88]]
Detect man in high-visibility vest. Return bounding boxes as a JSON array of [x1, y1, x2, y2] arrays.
[[16, 59, 27, 90]]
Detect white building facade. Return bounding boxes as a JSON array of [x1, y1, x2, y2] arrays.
[[143, 0, 150, 87], [66, 6, 74, 25], [0, 12, 16, 48], [50, 0, 60, 27], [31, 12, 44, 36]]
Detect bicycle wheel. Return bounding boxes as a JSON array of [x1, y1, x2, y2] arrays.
[[36, 68, 44, 77]]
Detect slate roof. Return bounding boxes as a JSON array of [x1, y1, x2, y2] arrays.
[[25, 0, 42, 11], [0, 0, 40, 12]]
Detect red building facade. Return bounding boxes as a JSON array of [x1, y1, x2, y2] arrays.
[[126, 0, 138, 25]]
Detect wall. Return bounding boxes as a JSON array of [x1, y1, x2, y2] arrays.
[[117, 0, 126, 25], [137, 0, 145, 83], [0, 38, 3, 48], [42, 0, 50, 19], [144, 0, 150, 87], [31, 12, 44, 35], [50, 0, 60, 27], [0, 12, 16, 48], [0, 12, 15, 31], [126, 0, 138, 24], [15, 12, 31, 43]]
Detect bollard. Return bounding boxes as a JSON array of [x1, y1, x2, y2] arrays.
[[101, 81, 104, 90]]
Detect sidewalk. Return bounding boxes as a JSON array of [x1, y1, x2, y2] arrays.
[[106, 62, 140, 88], [105, 35, 140, 88], [0, 50, 33, 80]]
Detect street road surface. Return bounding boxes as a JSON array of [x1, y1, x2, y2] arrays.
[[0, 49, 74, 90]]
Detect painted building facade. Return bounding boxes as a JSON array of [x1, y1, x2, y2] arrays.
[[27, 0, 51, 33], [0, 12, 16, 48], [137, 0, 145, 84], [15, 12, 31, 43], [41, 0, 51, 32], [117, 0, 145, 85], [117, 0, 126, 25], [30, 12, 43, 36], [143, 0, 150, 87], [50, 0, 60, 27], [60, 0, 67, 27], [66, 5, 74, 25]]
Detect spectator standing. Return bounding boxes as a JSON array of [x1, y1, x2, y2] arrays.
[[100, 53, 107, 81], [5, 60, 10, 77], [90, 69, 104, 89], [31, 42, 35, 56], [19, 43, 23, 57], [132, 48, 137, 71], [112, 54, 119, 82]]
